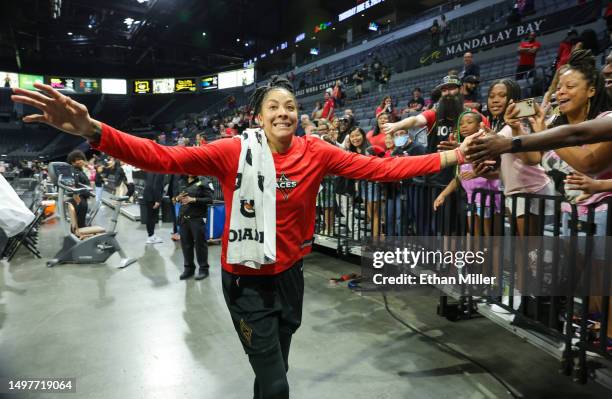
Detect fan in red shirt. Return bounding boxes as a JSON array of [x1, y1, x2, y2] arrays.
[[516, 32, 541, 79], [366, 111, 391, 148], [11, 79, 473, 399], [374, 96, 398, 121], [320, 88, 335, 120]]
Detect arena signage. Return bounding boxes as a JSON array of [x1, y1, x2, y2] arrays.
[[445, 19, 544, 57], [294, 74, 351, 98], [418, 0, 600, 66]]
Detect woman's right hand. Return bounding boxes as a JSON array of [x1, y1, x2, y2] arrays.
[[11, 83, 99, 138]]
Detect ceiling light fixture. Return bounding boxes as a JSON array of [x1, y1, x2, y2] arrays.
[[67, 31, 73, 36]]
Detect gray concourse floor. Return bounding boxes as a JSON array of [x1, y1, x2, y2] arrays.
[[1, 205, 611, 399]]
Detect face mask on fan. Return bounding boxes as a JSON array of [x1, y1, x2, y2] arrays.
[[394, 135, 409, 147]]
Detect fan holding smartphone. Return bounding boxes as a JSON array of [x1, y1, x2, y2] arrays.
[[513, 98, 536, 118]]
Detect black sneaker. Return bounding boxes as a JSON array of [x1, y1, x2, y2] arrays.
[[195, 267, 209, 280], [180, 267, 195, 280]]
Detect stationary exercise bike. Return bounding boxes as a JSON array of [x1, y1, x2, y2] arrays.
[[46, 162, 137, 268]]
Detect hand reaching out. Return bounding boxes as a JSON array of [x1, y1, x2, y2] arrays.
[[472, 161, 495, 177], [459, 129, 485, 157], [11, 83, 100, 138], [459, 171, 476, 181], [437, 132, 458, 151], [565, 172, 606, 194], [433, 194, 445, 211], [382, 121, 401, 135], [465, 134, 512, 163]]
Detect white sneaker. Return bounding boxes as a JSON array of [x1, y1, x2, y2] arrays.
[[153, 235, 163, 244], [146, 236, 155, 244]]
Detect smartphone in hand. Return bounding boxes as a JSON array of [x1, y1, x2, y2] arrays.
[[514, 98, 536, 118]]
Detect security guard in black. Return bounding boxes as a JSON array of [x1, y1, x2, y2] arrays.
[[176, 175, 213, 280]]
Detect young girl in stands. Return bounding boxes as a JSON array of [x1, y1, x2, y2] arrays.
[[433, 111, 501, 236], [13, 77, 471, 399]]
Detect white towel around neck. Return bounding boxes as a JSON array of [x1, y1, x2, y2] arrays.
[[226, 128, 277, 268]]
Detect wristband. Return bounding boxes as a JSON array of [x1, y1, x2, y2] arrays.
[[454, 148, 466, 165], [510, 137, 523, 153]]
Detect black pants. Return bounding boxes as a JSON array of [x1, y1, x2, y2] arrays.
[[222, 260, 304, 399], [126, 183, 135, 198], [180, 218, 208, 269], [144, 201, 159, 237], [170, 203, 178, 234]]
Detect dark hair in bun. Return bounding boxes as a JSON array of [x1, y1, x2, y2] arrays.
[[249, 75, 296, 120]]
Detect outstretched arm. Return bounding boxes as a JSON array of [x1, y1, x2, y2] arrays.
[[323, 136, 475, 181], [11, 83, 237, 177], [467, 117, 612, 163], [383, 114, 428, 135]]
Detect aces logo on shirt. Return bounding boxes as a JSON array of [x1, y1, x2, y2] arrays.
[[277, 172, 297, 200]]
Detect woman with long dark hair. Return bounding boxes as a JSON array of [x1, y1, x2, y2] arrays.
[[367, 111, 391, 149], [486, 77, 557, 236], [375, 96, 397, 121], [12, 77, 471, 399]]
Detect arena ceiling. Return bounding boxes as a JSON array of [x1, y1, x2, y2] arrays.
[[0, 0, 446, 78]]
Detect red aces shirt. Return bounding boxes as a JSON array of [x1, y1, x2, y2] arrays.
[[93, 124, 442, 275]]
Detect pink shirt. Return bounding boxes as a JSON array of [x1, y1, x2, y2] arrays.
[[561, 112, 612, 214], [459, 163, 501, 209], [498, 125, 552, 195]]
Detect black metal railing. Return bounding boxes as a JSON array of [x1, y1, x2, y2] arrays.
[[314, 177, 612, 384]]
